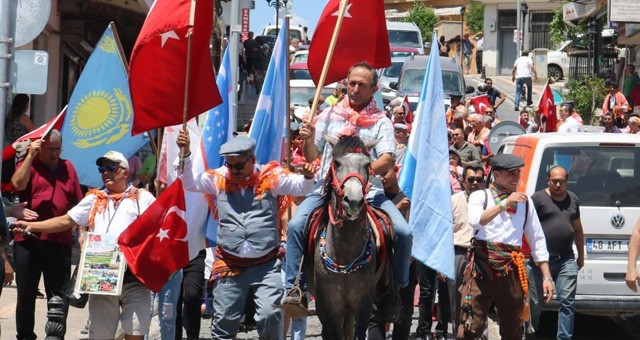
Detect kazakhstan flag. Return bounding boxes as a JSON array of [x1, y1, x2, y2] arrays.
[[62, 23, 148, 188]]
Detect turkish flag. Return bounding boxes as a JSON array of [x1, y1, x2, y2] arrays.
[[469, 95, 491, 115], [402, 95, 413, 124], [118, 179, 190, 292], [129, 0, 222, 135], [536, 83, 557, 132], [2, 107, 66, 162], [308, 0, 390, 86]]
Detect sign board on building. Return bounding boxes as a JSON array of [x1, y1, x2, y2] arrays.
[[563, 2, 596, 23], [609, 0, 640, 23], [10, 50, 49, 95], [241, 8, 250, 41]]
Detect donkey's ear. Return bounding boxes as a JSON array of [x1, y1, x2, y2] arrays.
[[324, 134, 339, 147], [365, 138, 381, 150]]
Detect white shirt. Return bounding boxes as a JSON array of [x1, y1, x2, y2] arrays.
[[558, 116, 581, 133], [513, 56, 534, 79], [68, 186, 156, 237], [468, 189, 549, 262]]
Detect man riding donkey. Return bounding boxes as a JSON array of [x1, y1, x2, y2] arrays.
[[281, 61, 413, 319]]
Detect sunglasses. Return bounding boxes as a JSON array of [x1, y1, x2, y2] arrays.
[[225, 158, 251, 170], [98, 164, 122, 174], [466, 176, 484, 183]]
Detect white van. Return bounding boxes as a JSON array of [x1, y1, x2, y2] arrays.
[[386, 21, 424, 54], [498, 132, 640, 315], [262, 24, 305, 42]]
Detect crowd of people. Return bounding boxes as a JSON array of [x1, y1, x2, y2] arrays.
[[2, 47, 640, 340]]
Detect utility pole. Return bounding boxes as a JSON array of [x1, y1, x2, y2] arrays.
[[229, 0, 239, 131], [0, 0, 11, 177]]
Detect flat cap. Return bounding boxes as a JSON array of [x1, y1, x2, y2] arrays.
[[490, 154, 524, 171], [219, 136, 256, 156]]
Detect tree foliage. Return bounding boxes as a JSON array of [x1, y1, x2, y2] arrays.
[[566, 75, 606, 124], [405, 1, 439, 42], [549, 6, 585, 49], [466, 2, 484, 34]]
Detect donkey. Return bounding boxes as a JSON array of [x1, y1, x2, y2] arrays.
[[304, 135, 389, 340]]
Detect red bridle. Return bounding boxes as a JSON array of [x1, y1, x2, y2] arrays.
[[327, 161, 373, 227]]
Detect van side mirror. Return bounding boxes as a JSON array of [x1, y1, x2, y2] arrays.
[[390, 82, 398, 90], [466, 86, 475, 94]]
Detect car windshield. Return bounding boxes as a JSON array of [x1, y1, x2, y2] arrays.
[[292, 53, 308, 63], [290, 68, 311, 80], [535, 146, 640, 207], [391, 51, 416, 58], [290, 87, 334, 107], [265, 28, 301, 40], [399, 69, 462, 95], [388, 30, 421, 49], [383, 61, 404, 78]]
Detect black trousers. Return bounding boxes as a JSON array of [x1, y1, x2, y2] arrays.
[[368, 261, 419, 340], [176, 249, 206, 340], [14, 240, 71, 340]]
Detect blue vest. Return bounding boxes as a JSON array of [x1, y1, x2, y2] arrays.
[[215, 187, 279, 258]]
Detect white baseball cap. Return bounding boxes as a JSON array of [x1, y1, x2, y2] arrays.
[[96, 151, 129, 169]]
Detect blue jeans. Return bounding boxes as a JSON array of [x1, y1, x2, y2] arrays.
[[528, 255, 578, 340], [157, 270, 183, 340], [284, 192, 412, 289], [515, 77, 533, 109]]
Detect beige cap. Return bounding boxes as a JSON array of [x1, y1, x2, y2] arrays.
[[96, 151, 129, 169]]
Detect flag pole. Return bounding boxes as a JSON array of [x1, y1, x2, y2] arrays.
[[307, 0, 349, 123], [179, 0, 197, 173], [285, 15, 292, 170]]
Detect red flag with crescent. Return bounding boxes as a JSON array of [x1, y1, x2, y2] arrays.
[[536, 83, 558, 132], [402, 95, 414, 124], [469, 95, 491, 115], [118, 179, 190, 292]]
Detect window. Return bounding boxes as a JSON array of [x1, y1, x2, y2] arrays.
[[388, 30, 421, 49], [535, 147, 640, 206]]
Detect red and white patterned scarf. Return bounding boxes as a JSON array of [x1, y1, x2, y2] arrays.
[[325, 96, 386, 137]]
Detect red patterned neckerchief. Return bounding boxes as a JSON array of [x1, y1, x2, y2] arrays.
[[327, 96, 386, 137]]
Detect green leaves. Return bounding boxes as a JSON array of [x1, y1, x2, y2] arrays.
[[405, 1, 439, 42]]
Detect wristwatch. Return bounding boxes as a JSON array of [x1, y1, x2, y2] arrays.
[[543, 276, 554, 282]]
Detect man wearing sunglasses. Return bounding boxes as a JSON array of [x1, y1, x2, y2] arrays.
[[10, 129, 83, 340], [12, 150, 157, 339], [176, 133, 315, 339], [459, 154, 553, 340], [448, 165, 485, 336]]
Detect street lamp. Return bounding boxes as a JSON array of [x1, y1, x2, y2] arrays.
[[460, 6, 465, 69], [520, 2, 528, 52], [266, 0, 289, 35]]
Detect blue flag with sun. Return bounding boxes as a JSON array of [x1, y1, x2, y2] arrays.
[[61, 23, 148, 188]]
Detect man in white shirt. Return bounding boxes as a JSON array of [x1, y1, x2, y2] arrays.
[[512, 51, 538, 111], [458, 154, 554, 340], [558, 104, 580, 133]]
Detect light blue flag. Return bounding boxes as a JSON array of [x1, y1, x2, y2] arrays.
[[249, 27, 288, 164], [198, 47, 234, 244], [398, 34, 454, 279], [61, 23, 148, 188]]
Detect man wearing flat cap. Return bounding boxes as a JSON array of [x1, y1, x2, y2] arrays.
[[13, 150, 157, 339], [176, 132, 315, 339], [457, 154, 554, 340]]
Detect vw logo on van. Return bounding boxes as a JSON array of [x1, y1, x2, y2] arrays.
[[611, 213, 625, 229]]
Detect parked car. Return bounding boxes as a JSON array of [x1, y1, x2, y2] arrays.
[[546, 29, 618, 81], [379, 57, 408, 104], [291, 50, 309, 64], [262, 24, 305, 41], [290, 79, 337, 118], [387, 21, 425, 54], [498, 132, 640, 316], [390, 46, 421, 58], [290, 62, 311, 80], [390, 55, 474, 112]]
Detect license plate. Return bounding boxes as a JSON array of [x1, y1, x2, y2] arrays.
[[586, 238, 629, 254]]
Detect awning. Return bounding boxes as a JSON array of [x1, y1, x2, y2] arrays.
[[385, 6, 463, 20]]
